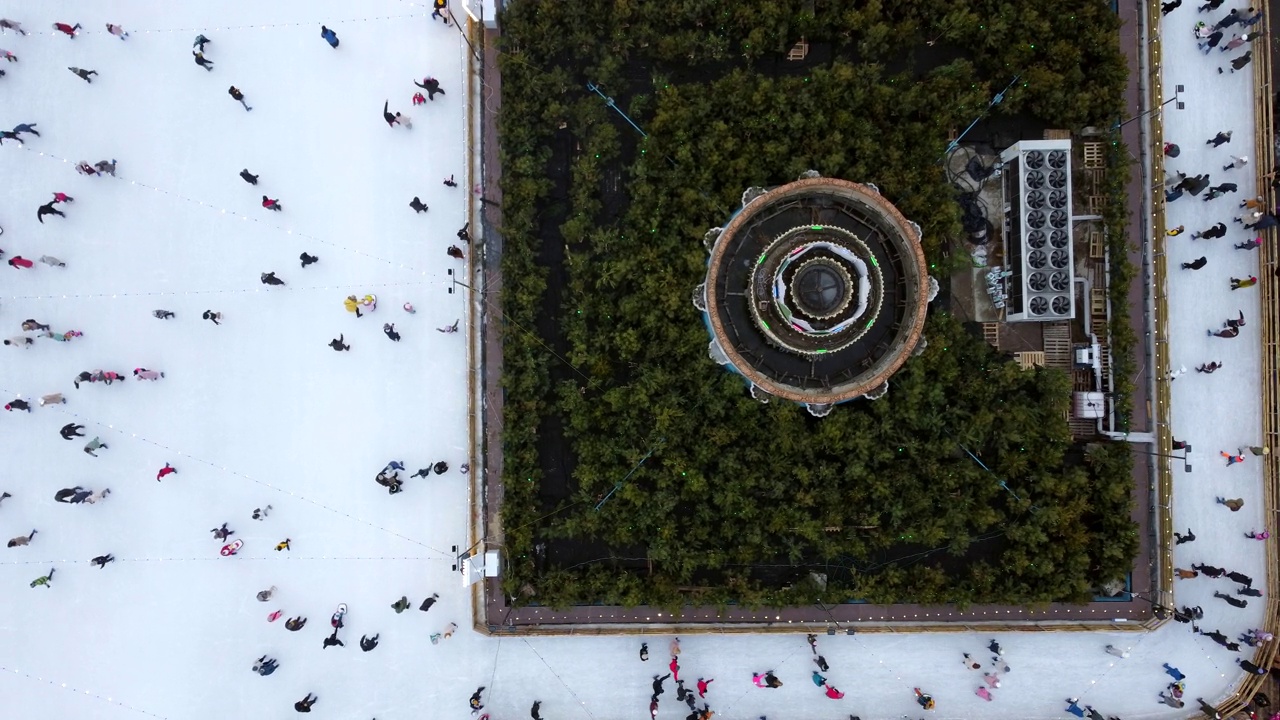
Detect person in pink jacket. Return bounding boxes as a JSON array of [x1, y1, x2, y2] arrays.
[[133, 368, 165, 381]]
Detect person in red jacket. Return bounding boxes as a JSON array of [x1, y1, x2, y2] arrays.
[[52, 22, 81, 38], [696, 678, 713, 697], [156, 463, 177, 481], [262, 196, 282, 211], [8, 256, 33, 269]]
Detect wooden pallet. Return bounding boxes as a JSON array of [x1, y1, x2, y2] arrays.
[[1091, 288, 1107, 318], [786, 38, 809, 61], [1043, 323, 1073, 369], [1043, 129, 1071, 140], [1083, 142, 1105, 168], [982, 322, 1000, 348], [1087, 195, 1108, 212], [1089, 231, 1104, 259], [1014, 351, 1045, 370]]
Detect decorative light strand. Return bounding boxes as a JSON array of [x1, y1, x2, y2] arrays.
[[0, 665, 168, 719], [13, 13, 426, 39], [4, 280, 429, 302]]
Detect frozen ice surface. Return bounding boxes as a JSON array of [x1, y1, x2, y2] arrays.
[[0, 2, 1265, 719]]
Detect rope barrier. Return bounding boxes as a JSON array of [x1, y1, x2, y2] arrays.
[[0, 665, 168, 719], [0, 556, 436, 565], [519, 638, 599, 720], [0, 395, 456, 560]]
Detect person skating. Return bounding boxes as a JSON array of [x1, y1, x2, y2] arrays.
[[193, 34, 210, 51], [448, 244, 465, 260], [1230, 275, 1257, 290], [639, 642, 648, 661], [813, 655, 829, 672], [262, 196, 282, 211], [3, 336, 33, 349], [1222, 50, 1252, 73], [1162, 0, 1182, 13], [415, 76, 446, 100], [274, 538, 290, 551], [469, 687, 485, 714], [320, 25, 339, 48], [1191, 222, 1226, 239], [210, 522, 234, 541], [4, 398, 31, 412], [383, 323, 401, 341], [653, 673, 671, 696], [293, 693, 317, 713], [383, 100, 412, 127], [696, 677, 712, 697], [322, 629, 344, 648], [432, 0, 449, 22], [1217, 496, 1244, 511], [106, 23, 129, 40], [1225, 569, 1252, 585], [203, 310, 223, 325], [458, 223, 472, 244], [300, 252, 319, 268], [133, 368, 165, 381], [1212, 326, 1240, 338], [359, 633, 379, 651], [1214, 590, 1248, 608], [531, 699, 543, 720], [391, 595, 411, 613], [192, 51, 214, 71], [419, 593, 439, 611], [94, 159, 117, 176], [1198, 29, 1224, 52], [285, 616, 307, 631], [228, 86, 251, 111], [1222, 448, 1245, 465], [60, 423, 85, 440], [67, 66, 97, 83], [90, 554, 115, 568], [12, 123, 38, 138], [409, 196, 428, 213], [239, 169, 258, 185], [329, 334, 350, 351], [0, 49, 14, 62], [1196, 361, 1222, 373], [1238, 586, 1262, 597], [261, 271, 285, 286], [1181, 256, 1207, 270], [444, 174, 458, 187], [7, 529, 36, 547], [1207, 130, 1233, 146], [29, 568, 55, 588], [1174, 528, 1195, 544], [252, 655, 278, 676], [256, 586, 276, 601], [1236, 235, 1263, 250], [0, 19, 27, 35], [669, 655, 681, 682], [52, 22, 81, 38], [0, 130, 24, 146], [1199, 697, 1225, 719], [83, 437, 108, 456], [156, 462, 177, 481], [37, 201, 65, 223], [1223, 154, 1249, 171], [251, 505, 272, 520]]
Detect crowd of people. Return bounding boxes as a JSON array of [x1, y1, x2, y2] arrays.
[[1, 6, 470, 715]]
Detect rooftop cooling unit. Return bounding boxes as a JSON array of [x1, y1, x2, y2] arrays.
[[999, 140, 1076, 322]]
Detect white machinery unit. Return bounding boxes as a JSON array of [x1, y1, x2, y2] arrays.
[[999, 140, 1076, 322]]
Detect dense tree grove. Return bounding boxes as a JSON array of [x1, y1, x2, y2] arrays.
[[497, 0, 1136, 610]]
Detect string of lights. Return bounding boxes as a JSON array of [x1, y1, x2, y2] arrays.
[[0, 665, 168, 719]]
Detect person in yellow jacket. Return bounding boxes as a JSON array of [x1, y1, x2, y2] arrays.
[[344, 295, 362, 317]]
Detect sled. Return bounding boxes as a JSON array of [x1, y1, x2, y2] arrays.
[[331, 603, 347, 628], [220, 539, 243, 556]]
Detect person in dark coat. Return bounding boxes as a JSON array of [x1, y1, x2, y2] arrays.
[[1214, 8, 1241, 30], [1192, 222, 1227, 239], [90, 554, 115, 568], [1210, 182, 1236, 193], [260, 271, 285, 286], [414, 76, 446, 100], [239, 169, 258, 184], [1174, 528, 1196, 543], [5, 399, 31, 412], [447, 245, 465, 260], [1162, 0, 1182, 14], [68, 66, 97, 82], [1213, 591, 1247, 608], [1207, 130, 1232, 146], [1240, 659, 1266, 675], [383, 323, 401, 341], [37, 201, 65, 223], [382, 101, 397, 127], [409, 196, 428, 213], [1238, 586, 1262, 597], [1226, 50, 1253, 72], [228, 86, 251, 111], [329, 334, 349, 352], [300, 252, 319, 268], [1181, 256, 1208, 270], [60, 423, 85, 439], [420, 592, 439, 611], [322, 630, 343, 649], [294, 693, 317, 713], [359, 634, 379, 651], [1199, 29, 1224, 52], [1226, 570, 1252, 585], [1247, 213, 1278, 231], [193, 52, 213, 71], [320, 25, 339, 48], [253, 655, 279, 675]]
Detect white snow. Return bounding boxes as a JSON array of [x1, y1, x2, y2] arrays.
[[0, 2, 1266, 719]]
